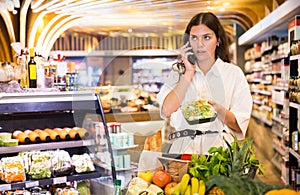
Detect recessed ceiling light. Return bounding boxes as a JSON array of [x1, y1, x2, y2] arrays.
[[223, 2, 230, 6]]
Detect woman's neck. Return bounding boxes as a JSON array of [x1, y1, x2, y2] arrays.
[[197, 58, 216, 75]]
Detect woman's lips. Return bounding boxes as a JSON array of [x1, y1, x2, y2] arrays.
[[196, 50, 206, 54]]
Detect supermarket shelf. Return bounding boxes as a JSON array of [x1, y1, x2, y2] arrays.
[[112, 145, 139, 151], [252, 89, 272, 96], [0, 172, 101, 191], [262, 70, 281, 75], [253, 99, 262, 105], [290, 54, 300, 61], [238, 0, 300, 45], [272, 85, 289, 92], [289, 147, 300, 161], [272, 128, 283, 139], [248, 78, 262, 83], [290, 102, 300, 109], [261, 105, 272, 112], [261, 80, 272, 85], [251, 113, 272, 126], [271, 157, 282, 171], [272, 115, 281, 124], [272, 144, 286, 156], [0, 139, 95, 154], [92, 159, 137, 172], [272, 99, 284, 106]]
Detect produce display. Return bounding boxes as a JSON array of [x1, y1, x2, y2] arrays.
[[126, 177, 164, 195], [189, 136, 263, 181], [181, 99, 216, 124], [127, 136, 299, 195]]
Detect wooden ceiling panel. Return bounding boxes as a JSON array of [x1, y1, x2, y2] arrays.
[[28, 0, 286, 36]]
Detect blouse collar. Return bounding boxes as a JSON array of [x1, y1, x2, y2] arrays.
[[196, 58, 223, 77]]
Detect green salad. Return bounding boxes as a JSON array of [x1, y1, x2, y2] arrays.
[[181, 99, 215, 121]]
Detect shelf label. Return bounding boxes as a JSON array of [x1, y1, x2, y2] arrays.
[[25, 181, 39, 188], [0, 184, 11, 191], [82, 139, 92, 146], [53, 176, 67, 184]]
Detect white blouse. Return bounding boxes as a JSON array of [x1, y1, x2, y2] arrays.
[[157, 58, 253, 154]]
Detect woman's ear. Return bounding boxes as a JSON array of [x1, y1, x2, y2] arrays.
[[217, 38, 221, 46]]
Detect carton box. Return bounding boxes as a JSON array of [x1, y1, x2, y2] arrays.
[[288, 15, 300, 47], [157, 156, 189, 182]]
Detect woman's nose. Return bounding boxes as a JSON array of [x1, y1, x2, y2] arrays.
[[197, 38, 204, 46]]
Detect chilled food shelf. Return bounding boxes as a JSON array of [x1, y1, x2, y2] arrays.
[[92, 159, 137, 172], [0, 172, 101, 191], [0, 139, 95, 154]]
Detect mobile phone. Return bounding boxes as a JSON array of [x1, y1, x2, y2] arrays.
[[187, 42, 196, 65], [183, 33, 196, 65], [188, 53, 196, 65]]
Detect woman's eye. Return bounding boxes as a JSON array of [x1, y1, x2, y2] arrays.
[[191, 36, 197, 41], [204, 35, 211, 40]]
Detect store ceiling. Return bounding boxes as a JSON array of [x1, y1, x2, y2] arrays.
[[29, 0, 286, 36]]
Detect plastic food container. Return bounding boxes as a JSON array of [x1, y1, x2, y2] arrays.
[[0, 132, 12, 146], [3, 139, 18, 147], [0, 156, 26, 183], [181, 99, 217, 125], [0, 132, 12, 140]]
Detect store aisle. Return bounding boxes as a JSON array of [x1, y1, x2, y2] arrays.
[[253, 143, 283, 186], [246, 117, 285, 186]]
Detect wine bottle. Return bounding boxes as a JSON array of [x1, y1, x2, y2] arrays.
[[28, 48, 37, 88], [113, 179, 122, 195]]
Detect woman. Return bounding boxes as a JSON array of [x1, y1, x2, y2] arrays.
[[157, 12, 252, 154]]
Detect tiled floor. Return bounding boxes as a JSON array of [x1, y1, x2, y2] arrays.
[[246, 117, 286, 187]]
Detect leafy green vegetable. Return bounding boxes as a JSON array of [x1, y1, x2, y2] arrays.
[[188, 136, 264, 182], [206, 175, 289, 195]]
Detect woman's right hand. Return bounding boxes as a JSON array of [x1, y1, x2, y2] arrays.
[[180, 42, 196, 79]]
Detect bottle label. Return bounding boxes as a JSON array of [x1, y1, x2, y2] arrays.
[[29, 65, 37, 79]]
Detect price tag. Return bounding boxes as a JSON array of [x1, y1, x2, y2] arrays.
[[53, 176, 67, 184], [25, 181, 39, 188], [0, 184, 11, 191], [82, 139, 92, 146]]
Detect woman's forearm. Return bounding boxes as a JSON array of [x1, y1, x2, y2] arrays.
[[223, 110, 242, 133], [209, 101, 242, 133], [162, 74, 193, 118]]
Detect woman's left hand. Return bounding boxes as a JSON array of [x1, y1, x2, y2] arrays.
[[208, 100, 226, 121], [208, 100, 242, 133]]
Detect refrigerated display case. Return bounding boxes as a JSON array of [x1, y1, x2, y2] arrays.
[[0, 91, 116, 192]]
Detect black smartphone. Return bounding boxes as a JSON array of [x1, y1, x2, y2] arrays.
[[188, 52, 196, 65], [183, 34, 196, 65], [187, 43, 196, 65]]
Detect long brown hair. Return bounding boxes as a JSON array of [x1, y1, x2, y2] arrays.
[[183, 12, 231, 63]]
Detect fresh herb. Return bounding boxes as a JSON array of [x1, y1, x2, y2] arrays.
[[206, 175, 288, 195]]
